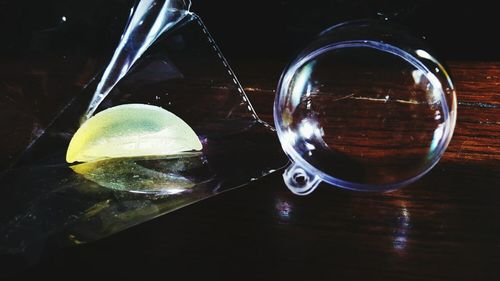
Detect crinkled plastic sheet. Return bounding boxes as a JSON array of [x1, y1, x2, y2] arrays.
[[0, 0, 286, 265]]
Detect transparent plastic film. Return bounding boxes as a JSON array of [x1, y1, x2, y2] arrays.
[[0, 0, 286, 263], [85, 0, 192, 120]]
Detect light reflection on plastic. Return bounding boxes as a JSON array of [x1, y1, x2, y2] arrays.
[[428, 75, 444, 106], [164, 188, 187, 195], [290, 62, 315, 109], [298, 118, 324, 142], [411, 69, 425, 85], [429, 123, 445, 156], [305, 142, 316, 150], [416, 49, 452, 105], [283, 130, 297, 147], [299, 119, 316, 139], [85, 0, 191, 119], [416, 49, 433, 60], [412, 68, 444, 107]]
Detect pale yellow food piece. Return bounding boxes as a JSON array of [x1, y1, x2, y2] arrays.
[[66, 104, 202, 163]]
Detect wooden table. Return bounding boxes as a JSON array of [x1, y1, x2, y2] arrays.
[[14, 60, 500, 280]]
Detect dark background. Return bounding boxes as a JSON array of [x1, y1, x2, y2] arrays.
[[195, 0, 498, 61], [0, 0, 498, 61]]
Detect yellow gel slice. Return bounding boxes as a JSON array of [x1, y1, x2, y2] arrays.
[[66, 104, 202, 163]]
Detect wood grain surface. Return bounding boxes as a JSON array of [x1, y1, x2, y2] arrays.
[[10, 61, 500, 280]]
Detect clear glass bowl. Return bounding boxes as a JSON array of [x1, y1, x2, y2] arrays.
[[274, 20, 457, 195]]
